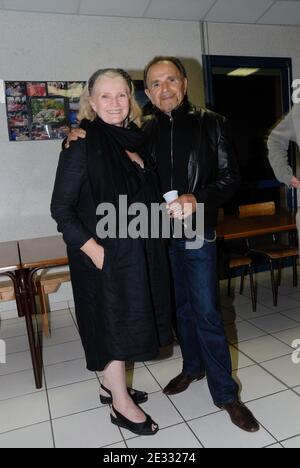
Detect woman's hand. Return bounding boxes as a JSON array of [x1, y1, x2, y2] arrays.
[[65, 128, 87, 149], [90, 245, 105, 270], [81, 239, 105, 270]]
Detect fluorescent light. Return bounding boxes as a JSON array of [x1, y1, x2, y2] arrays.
[[228, 68, 260, 77]]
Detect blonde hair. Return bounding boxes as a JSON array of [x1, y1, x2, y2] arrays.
[[77, 69, 142, 127]]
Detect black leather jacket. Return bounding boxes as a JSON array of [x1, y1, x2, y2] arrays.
[[143, 102, 241, 229]]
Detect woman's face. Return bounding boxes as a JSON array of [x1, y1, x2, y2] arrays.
[[89, 75, 131, 126]]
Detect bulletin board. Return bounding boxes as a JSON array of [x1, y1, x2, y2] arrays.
[[5, 81, 85, 141]]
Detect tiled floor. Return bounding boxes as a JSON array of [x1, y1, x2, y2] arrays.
[[0, 269, 300, 448]]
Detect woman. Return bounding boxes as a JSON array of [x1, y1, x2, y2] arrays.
[[51, 68, 172, 436]]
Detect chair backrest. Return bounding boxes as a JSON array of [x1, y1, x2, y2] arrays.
[[239, 202, 276, 219]]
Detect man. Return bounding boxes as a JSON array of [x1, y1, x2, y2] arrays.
[[268, 103, 300, 237], [65, 57, 259, 433]]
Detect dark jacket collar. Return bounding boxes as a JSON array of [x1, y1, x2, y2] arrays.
[[153, 99, 195, 121]]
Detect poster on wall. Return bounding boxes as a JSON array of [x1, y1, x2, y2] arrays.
[[5, 80, 150, 142], [5, 81, 85, 141]]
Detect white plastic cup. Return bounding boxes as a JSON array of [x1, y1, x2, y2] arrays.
[[163, 190, 179, 204]]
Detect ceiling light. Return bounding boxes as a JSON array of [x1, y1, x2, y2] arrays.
[[227, 68, 260, 77]]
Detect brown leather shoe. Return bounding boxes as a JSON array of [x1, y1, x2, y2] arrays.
[[163, 372, 205, 395], [219, 401, 260, 433]]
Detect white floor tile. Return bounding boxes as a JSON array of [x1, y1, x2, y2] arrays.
[[0, 422, 53, 448], [225, 321, 266, 344], [248, 314, 300, 334], [52, 407, 122, 448], [237, 336, 292, 363], [189, 411, 275, 448], [121, 392, 184, 440], [49, 302, 69, 312], [258, 295, 300, 312], [248, 391, 300, 441], [145, 344, 182, 365], [0, 350, 32, 376], [126, 366, 161, 394], [43, 325, 80, 348], [169, 380, 218, 420], [103, 442, 127, 448], [281, 435, 300, 448], [272, 327, 300, 347], [281, 309, 300, 323], [43, 340, 84, 366], [145, 358, 182, 390], [5, 335, 29, 355], [0, 369, 42, 401], [44, 358, 93, 389], [234, 303, 276, 320], [0, 320, 27, 339], [285, 290, 300, 302], [265, 443, 283, 448], [293, 387, 300, 395], [0, 391, 50, 434], [261, 355, 300, 388], [233, 365, 286, 402], [229, 346, 255, 371], [127, 423, 202, 448], [48, 379, 101, 419], [49, 311, 76, 330]]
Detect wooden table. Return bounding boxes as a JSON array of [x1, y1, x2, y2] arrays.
[[0, 241, 23, 317], [217, 211, 297, 240], [17, 235, 68, 388], [0, 241, 45, 386], [0, 241, 21, 274], [0, 236, 68, 389]]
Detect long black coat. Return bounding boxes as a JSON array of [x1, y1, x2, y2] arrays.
[[51, 137, 173, 371]]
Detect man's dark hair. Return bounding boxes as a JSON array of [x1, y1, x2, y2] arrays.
[[143, 56, 187, 88]]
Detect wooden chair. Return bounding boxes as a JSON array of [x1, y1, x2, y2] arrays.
[[219, 209, 257, 311], [34, 270, 71, 336], [239, 202, 299, 306]]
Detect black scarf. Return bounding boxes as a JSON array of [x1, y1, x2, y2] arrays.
[[85, 117, 148, 208]]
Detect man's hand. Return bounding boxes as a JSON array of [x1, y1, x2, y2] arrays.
[[65, 128, 87, 149], [167, 194, 197, 220], [290, 176, 300, 189]]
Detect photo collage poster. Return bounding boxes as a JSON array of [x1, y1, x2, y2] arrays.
[[5, 81, 86, 141]]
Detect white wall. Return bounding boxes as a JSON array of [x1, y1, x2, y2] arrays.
[[206, 22, 300, 86], [0, 12, 299, 316], [0, 11, 204, 244], [0, 11, 204, 317]]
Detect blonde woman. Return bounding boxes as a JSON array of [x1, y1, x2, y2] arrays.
[[51, 69, 172, 436]]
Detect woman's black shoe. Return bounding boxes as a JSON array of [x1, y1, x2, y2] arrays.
[[100, 384, 148, 405], [111, 406, 159, 436]]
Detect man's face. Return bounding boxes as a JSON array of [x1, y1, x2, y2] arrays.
[[145, 61, 188, 114]]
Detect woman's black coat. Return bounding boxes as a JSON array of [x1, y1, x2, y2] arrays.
[[51, 127, 172, 371]]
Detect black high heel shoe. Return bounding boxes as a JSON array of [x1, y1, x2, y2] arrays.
[[111, 406, 159, 436], [100, 384, 148, 405]]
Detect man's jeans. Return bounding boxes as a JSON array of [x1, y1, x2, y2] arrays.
[[168, 231, 239, 405]]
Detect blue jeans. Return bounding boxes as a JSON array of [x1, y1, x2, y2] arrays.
[[168, 231, 239, 405]]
